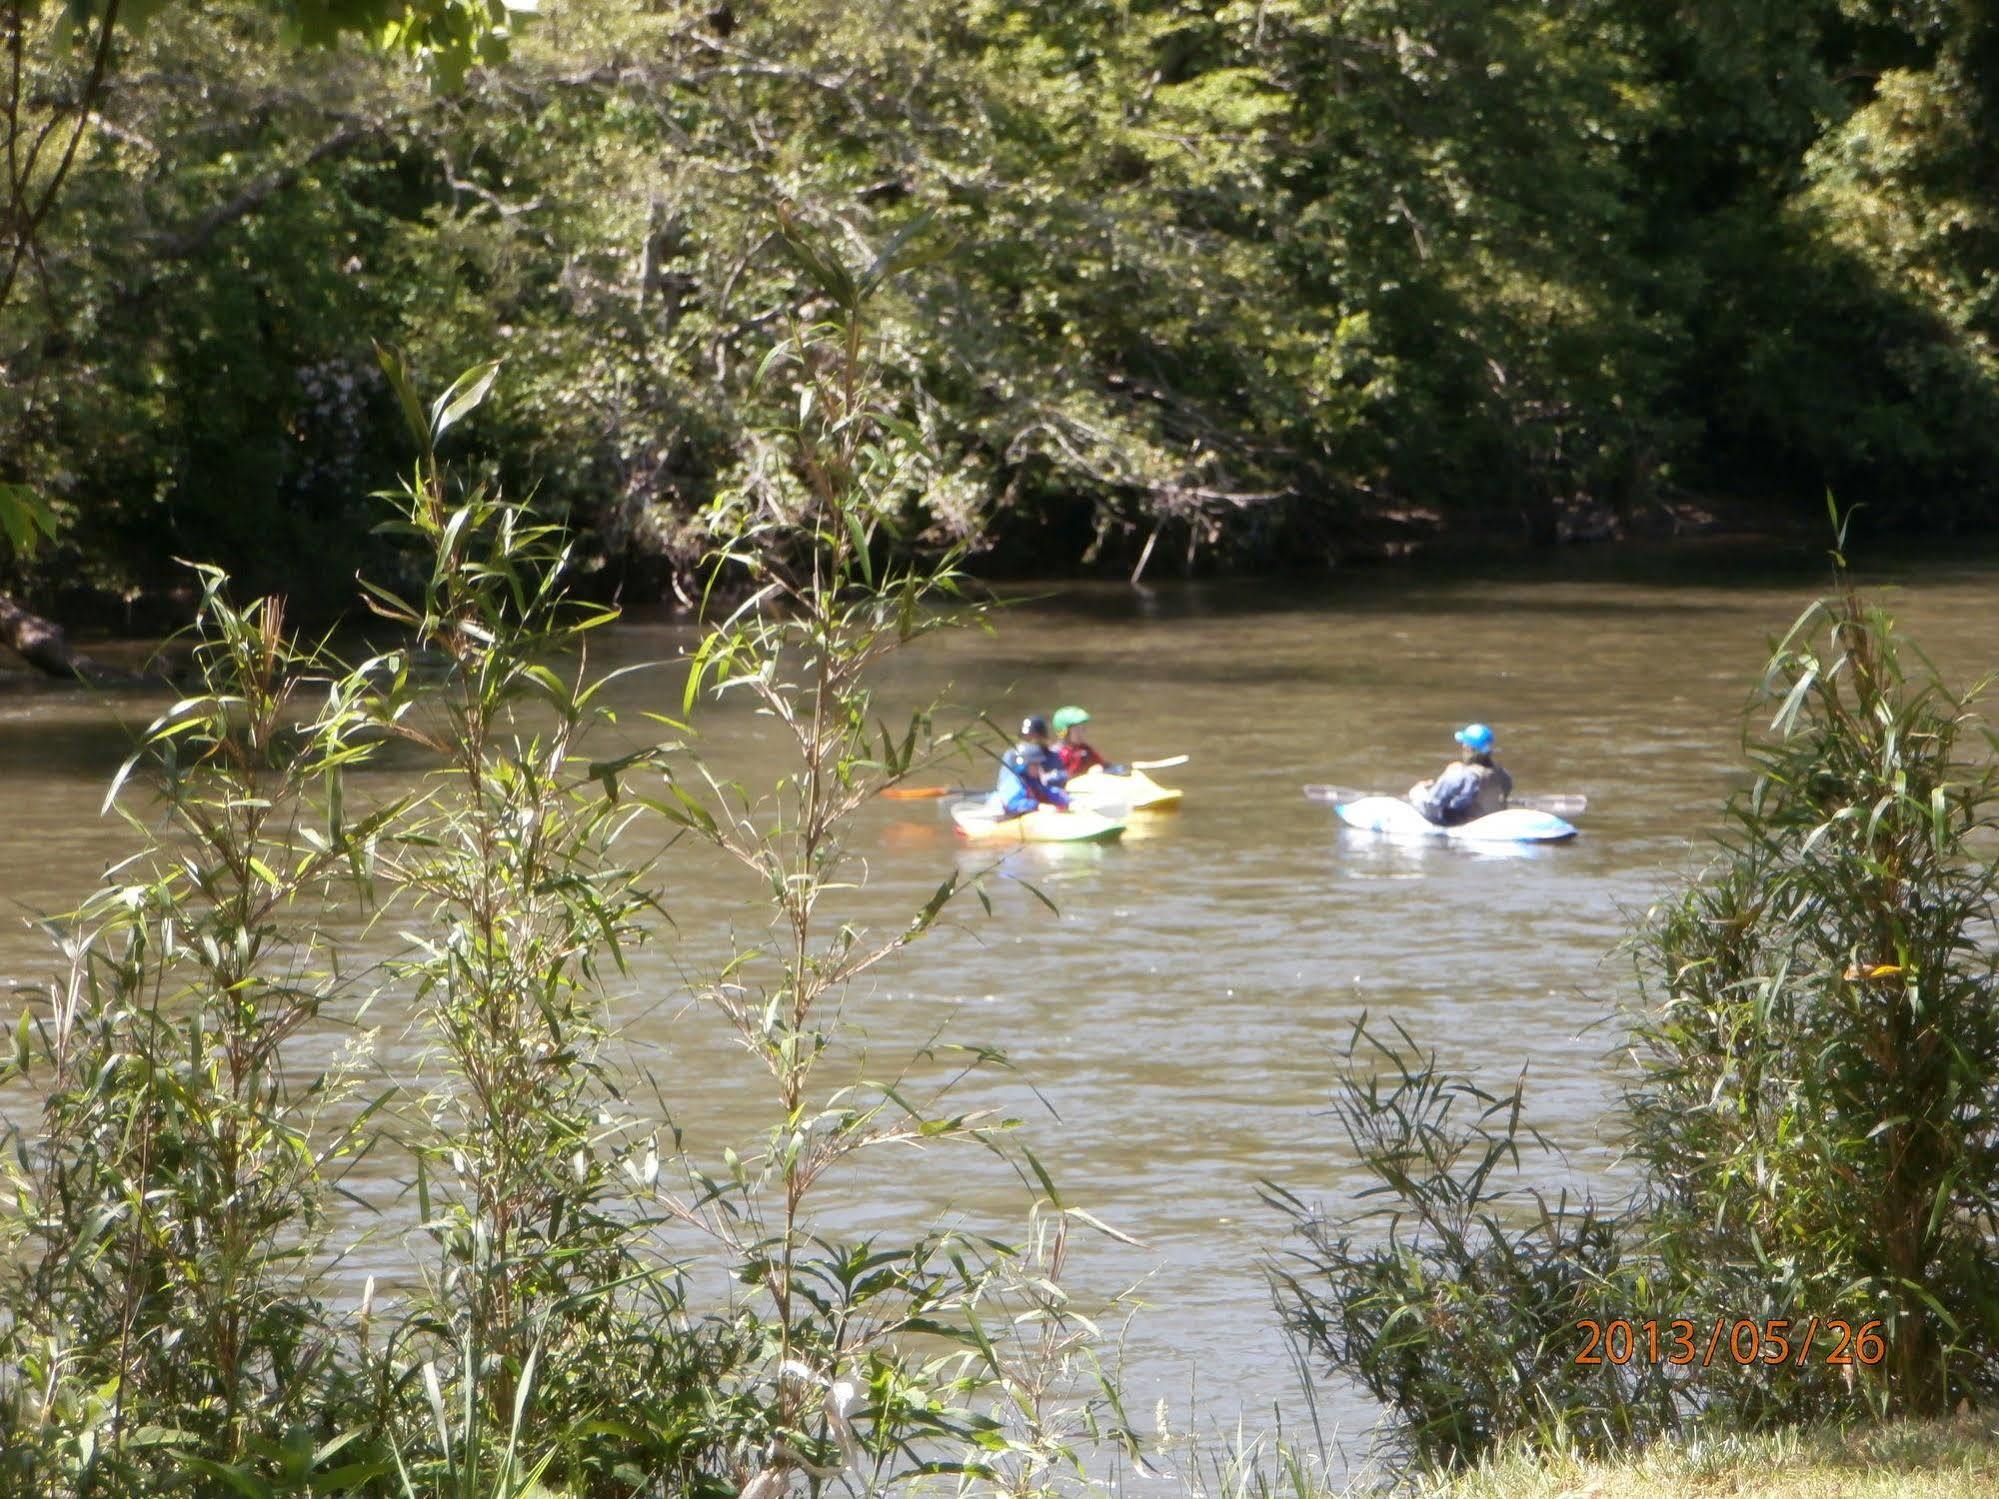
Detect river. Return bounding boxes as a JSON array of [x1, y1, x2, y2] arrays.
[[3, 551, 1996, 1474]]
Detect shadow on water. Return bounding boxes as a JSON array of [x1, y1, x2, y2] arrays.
[[982, 532, 1999, 629]]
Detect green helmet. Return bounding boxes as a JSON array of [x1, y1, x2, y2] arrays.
[[1051, 705, 1091, 733]]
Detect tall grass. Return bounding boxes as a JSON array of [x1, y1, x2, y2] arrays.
[[0, 572, 394, 1492], [0, 214, 1128, 1496], [612, 205, 1140, 1499]]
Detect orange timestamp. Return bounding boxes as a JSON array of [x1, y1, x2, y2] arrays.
[[1574, 1316, 1887, 1369]]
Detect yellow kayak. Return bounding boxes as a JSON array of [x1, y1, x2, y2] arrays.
[[950, 801, 1126, 844], [1065, 765, 1183, 813]]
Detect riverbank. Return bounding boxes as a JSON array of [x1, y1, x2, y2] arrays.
[[1400, 1417, 1999, 1498], [12, 491, 1999, 678]]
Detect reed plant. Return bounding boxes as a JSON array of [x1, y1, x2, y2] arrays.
[[606, 205, 1139, 1499], [1625, 546, 1999, 1422], [0, 569, 397, 1491], [1264, 1019, 1671, 1473], [337, 349, 742, 1494], [0, 211, 1127, 1496]]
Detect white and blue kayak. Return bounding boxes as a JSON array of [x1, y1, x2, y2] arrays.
[[1321, 793, 1578, 844]]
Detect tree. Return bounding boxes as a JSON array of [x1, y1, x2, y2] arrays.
[[0, 0, 527, 673]]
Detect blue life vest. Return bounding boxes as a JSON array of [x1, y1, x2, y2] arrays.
[[994, 743, 1069, 815], [1421, 761, 1511, 824]]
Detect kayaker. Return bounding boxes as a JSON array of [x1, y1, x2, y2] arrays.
[[1408, 723, 1513, 825], [994, 715, 1071, 818], [1051, 705, 1126, 778]]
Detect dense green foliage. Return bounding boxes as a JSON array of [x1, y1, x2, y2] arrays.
[[9, 0, 1999, 610], [1271, 562, 1999, 1470]]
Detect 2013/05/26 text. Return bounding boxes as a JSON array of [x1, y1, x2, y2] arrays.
[[1574, 1317, 1887, 1369]]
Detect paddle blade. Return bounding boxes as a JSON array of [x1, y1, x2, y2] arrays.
[[881, 785, 962, 800], [1302, 784, 1361, 805], [1303, 783, 1588, 816], [1130, 754, 1189, 771], [1522, 793, 1588, 817]]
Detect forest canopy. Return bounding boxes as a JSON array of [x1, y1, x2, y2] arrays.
[[7, 0, 1999, 610]]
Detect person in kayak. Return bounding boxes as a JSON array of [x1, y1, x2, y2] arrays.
[[994, 714, 1071, 817], [1051, 705, 1127, 778], [1408, 723, 1513, 825]]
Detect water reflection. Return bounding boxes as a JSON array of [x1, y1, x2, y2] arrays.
[[1329, 826, 1560, 875]]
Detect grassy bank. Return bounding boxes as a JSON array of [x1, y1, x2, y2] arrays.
[[1406, 1418, 1999, 1498]]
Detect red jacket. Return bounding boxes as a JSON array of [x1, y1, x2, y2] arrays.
[[1056, 739, 1106, 776]]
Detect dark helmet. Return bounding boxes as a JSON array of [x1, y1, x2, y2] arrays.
[[1020, 714, 1050, 739]]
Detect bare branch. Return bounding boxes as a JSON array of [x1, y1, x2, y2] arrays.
[[1, 0, 122, 309], [152, 120, 373, 259]]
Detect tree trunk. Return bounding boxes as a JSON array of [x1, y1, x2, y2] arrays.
[[0, 592, 123, 680]]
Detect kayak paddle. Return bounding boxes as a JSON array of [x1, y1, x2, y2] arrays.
[[883, 754, 1187, 798], [1303, 783, 1589, 818]]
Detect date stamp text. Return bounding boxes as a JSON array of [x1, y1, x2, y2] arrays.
[[1574, 1317, 1886, 1369]]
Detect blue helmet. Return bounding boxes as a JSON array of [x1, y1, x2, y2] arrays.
[[1455, 722, 1496, 754]]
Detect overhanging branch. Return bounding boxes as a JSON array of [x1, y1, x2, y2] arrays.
[[152, 119, 374, 260]]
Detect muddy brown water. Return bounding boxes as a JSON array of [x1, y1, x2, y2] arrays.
[[4, 556, 1997, 1470]]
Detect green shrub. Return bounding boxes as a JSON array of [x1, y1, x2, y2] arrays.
[[1266, 1019, 1673, 1473], [1626, 565, 1999, 1422], [0, 576, 393, 1492]]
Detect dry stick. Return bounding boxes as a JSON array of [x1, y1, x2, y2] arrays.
[[0, 0, 121, 310], [1130, 521, 1161, 585], [6, 3, 24, 213], [154, 120, 372, 260], [0, 592, 137, 680]]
